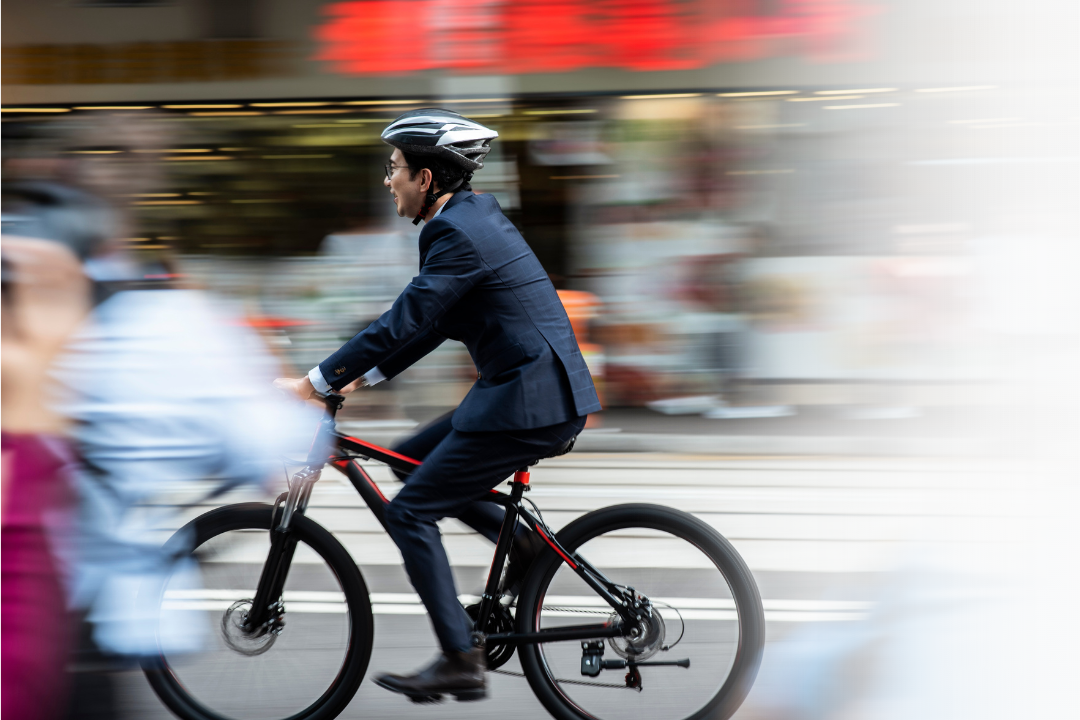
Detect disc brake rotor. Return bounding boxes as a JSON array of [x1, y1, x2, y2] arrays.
[[221, 600, 282, 656], [607, 608, 666, 662]]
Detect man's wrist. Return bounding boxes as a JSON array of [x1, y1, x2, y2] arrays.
[[307, 365, 332, 394]]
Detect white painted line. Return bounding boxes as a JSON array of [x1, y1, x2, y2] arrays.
[[165, 589, 347, 603], [372, 604, 429, 615], [371, 592, 426, 604], [161, 591, 871, 622], [163, 601, 235, 612], [287, 602, 349, 614]]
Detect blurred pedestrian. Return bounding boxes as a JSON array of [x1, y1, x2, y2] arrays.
[[1, 235, 89, 720], [4, 114, 319, 719]]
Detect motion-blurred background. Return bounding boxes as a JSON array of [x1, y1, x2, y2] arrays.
[[3, 1, 1077, 719], [4, 0, 1076, 424]]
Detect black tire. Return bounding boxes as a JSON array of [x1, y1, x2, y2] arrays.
[[142, 503, 373, 720], [516, 504, 764, 720]]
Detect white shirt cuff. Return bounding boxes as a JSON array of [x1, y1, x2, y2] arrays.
[[307, 366, 331, 394], [308, 364, 385, 392]]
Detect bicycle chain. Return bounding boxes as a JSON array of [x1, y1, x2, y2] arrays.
[[490, 605, 632, 690], [539, 605, 611, 615]]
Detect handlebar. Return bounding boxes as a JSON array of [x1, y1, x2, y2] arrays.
[[312, 391, 346, 419]]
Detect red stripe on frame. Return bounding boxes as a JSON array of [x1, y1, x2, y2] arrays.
[[342, 436, 422, 466], [333, 459, 390, 504], [536, 526, 577, 569]]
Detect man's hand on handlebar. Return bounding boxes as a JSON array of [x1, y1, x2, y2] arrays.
[[273, 375, 365, 402], [273, 377, 316, 401]]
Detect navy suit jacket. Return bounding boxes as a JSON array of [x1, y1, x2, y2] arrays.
[[319, 191, 601, 432]]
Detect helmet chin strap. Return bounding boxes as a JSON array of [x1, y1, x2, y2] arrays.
[[412, 178, 464, 225]]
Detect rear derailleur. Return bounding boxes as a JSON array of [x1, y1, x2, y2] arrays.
[[580, 640, 690, 691]]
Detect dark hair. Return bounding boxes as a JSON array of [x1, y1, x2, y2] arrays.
[[402, 152, 473, 193], [1, 181, 116, 261]]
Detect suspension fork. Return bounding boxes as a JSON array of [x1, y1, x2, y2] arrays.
[[242, 468, 318, 633], [242, 392, 342, 634]]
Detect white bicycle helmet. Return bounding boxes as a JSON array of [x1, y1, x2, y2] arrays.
[[381, 108, 498, 172], [381, 109, 499, 223]]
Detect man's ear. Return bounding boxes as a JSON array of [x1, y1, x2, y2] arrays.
[[421, 168, 433, 192]]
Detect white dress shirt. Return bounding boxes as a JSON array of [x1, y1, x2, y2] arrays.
[[54, 288, 320, 656]]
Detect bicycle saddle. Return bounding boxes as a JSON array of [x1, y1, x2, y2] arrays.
[[531, 434, 577, 466]]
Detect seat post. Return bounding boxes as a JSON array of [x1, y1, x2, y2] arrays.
[[476, 468, 531, 636], [513, 467, 531, 486]]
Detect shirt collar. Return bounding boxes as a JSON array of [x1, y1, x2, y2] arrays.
[[432, 190, 470, 219]]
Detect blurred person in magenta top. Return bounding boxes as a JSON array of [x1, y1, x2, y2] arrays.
[[1, 236, 89, 720], [4, 115, 321, 719]]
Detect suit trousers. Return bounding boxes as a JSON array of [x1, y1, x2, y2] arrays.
[[387, 410, 586, 654]]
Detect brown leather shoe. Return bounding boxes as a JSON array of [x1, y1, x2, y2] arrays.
[[374, 647, 487, 703]]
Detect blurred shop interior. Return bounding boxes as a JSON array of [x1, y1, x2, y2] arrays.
[[3, 0, 1076, 425]]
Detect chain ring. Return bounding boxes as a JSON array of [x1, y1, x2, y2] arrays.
[[465, 603, 516, 669], [221, 600, 281, 657]]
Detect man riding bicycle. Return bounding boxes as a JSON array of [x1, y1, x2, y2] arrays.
[[275, 109, 601, 701]]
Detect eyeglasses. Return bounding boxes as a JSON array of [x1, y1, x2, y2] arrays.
[[384, 163, 408, 181]]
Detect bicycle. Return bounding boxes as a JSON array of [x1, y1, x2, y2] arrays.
[[142, 392, 765, 720]]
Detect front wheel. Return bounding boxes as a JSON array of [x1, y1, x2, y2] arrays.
[[142, 503, 373, 720], [516, 504, 765, 720]]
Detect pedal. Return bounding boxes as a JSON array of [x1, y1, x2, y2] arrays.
[[406, 693, 443, 704], [452, 688, 487, 702]]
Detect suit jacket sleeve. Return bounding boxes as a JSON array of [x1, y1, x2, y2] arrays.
[[318, 221, 485, 390], [376, 327, 447, 380]]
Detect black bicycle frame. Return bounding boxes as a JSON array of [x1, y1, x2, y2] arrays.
[[475, 472, 640, 631], [245, 392, 636, 644]]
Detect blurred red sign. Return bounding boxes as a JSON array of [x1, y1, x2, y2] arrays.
[[315, 0, 876, 76]]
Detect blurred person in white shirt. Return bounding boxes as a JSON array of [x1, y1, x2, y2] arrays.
[[4, 115, 320, 718]]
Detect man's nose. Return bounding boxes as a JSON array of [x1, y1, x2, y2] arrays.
[[383, 175, 391, 188]]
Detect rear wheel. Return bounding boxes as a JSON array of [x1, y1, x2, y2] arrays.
[[516, 504, 764, 720], [142, 503, 373, 720]]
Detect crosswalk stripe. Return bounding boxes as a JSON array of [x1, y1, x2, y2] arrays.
[[161, 590, 870, 622]]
